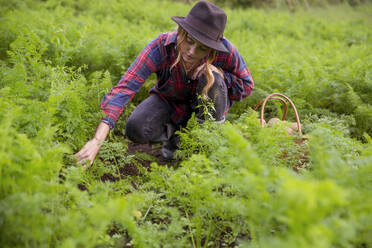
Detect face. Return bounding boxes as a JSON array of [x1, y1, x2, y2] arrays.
[[179, 34, 211, 64]]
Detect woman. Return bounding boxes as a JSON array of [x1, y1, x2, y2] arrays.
[[76, 0, 254, 164]]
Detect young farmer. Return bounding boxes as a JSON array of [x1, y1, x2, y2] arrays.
[[76, 0, 254, 164]]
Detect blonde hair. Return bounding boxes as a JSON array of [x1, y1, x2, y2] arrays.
[[171, 27, 217, 100]]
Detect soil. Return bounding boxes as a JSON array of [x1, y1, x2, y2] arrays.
[[127, 142, 169, 166], [100, 142, 180, 183], [126, 141, 181, 167], [107, 227, 132, 248]]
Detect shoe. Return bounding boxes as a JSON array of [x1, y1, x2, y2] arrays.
[[161, 145, 175, 160], [161, 136, 179, 160]]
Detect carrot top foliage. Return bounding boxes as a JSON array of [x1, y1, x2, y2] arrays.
[[0, 0, 371, 247]]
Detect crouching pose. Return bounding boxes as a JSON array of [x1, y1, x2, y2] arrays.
[[76, 1, 254, 164]]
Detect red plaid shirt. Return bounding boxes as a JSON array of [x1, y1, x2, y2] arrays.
[[100, 31, 254, 129]]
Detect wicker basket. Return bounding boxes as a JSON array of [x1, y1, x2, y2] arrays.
[[254, 93, 307, 170], [254, 93, 302, 135]]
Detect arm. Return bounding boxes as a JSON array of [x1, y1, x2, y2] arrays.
[[100, 34, 167, 129], [76, 34, 168, 166], [193, 40, 253, 102], [219, 40, 254, 102]]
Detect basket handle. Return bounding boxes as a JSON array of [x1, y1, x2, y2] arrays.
[[254, 93, 302, 135], [253, 96, 288, 121]]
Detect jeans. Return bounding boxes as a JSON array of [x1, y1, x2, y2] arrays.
[[125, 71, 228, 146]]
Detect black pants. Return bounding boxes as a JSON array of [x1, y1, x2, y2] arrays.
[[125, 72, 228, 145]]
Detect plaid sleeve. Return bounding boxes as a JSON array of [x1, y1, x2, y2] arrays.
[[100, 34, 167, 129], [219, 39, 254, 102]]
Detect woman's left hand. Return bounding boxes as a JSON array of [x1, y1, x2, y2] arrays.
[[192, 63, 224, 80]]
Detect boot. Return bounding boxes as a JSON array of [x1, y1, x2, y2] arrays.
[[161, 135, 179, 160]]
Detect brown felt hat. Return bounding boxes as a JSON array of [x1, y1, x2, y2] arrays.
[[171, 1, 229, 53]]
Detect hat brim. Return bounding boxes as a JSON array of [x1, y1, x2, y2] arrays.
[[171, 16, 229, 53]]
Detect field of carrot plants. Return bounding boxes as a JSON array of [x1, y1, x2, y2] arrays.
[[1, 0, 372, 247]]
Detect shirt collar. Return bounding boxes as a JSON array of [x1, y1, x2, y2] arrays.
[[164, 31, 178, 46]]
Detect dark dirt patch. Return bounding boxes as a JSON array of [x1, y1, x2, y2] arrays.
[[127, 142, 179, 167], [101, 173, 119, 182], [119, 163, 139, 176], [100, 164, 139, 182], [99, 142, 180, 183], [77, 183, 87, 191], [107, 227, 132, 248]]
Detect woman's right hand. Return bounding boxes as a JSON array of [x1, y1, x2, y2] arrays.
[[75, 138, 103, 168], [75, 122, 110, 168]]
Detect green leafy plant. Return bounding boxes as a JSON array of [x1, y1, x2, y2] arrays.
[[1, 0, 372, 247]]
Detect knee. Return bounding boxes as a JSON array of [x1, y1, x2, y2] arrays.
[[197, 71, 227, 95], [205, 72, 227, 102], [125, 116, 149, 144], [211, 71, 227, 92]]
